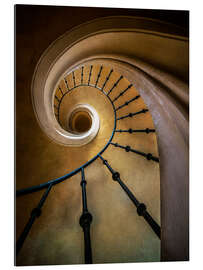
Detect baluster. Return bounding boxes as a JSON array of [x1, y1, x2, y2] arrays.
[[117, 109, 148, 120], [72, 71, 76, 88], [99, 155, 160, 238], [58, 86, 64, 96], [95, 66, 103, 87], [110, 142, 159, 162], [115, 95, 140, 111], [107, 75, 123, 96], [54, 95, 60, 103], [113, 84, 133, 102], [79, 168, 93, 264], [88, 65, 93, 86], [101, 69, 113, 91], [81, 66, 84, 84], [115, 128, 155, 134], [64, 77, 70, 91], [16, 183, 53, 255]]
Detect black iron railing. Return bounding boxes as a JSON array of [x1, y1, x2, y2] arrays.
[[16, 183, 53, 255], [107, 75, 123, 96], [16, 64, 161, 263], [116, 109, 148, 121], [99, 155, 160, 238], [115, 128, 155, 134], [112, 83, 133, 102], [79, 168, 93, 263], [110, 142, 159, 162], [101, 68, 113, 91]]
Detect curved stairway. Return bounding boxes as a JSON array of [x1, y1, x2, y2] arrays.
[[16, 15, 189, 265], [16, 64, 160, 264]]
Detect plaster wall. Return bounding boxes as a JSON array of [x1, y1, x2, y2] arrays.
[[16, 65, 160, 265], [15, 5, 189, 264]]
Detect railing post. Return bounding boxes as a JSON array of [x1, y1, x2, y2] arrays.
[[72, 71, 76, 87], [88, 65, 93, 86], [101, 69, 113, 91], [112, 84, 132, 102], [99, 155, 161, 239], [107, 75, 123, 96], [95, 66, 103, 87], [16, 183, 53, 255], [110, 142, 159, 163], [79, 168, 93, 264]]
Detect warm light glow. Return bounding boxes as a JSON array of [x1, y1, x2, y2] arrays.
[[70, 111, 92, 133]]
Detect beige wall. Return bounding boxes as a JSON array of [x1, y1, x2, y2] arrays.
[[15, 5, 189, 265], [16, 65, 160, 265]]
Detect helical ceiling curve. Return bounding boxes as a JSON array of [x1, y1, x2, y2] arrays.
[[17, 16, 189, 264]]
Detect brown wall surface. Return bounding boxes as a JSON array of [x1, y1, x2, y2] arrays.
[[15, 4, 189, 265]]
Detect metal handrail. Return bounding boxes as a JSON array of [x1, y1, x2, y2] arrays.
[[16, 65, 161, 262], [16, 83, 117, 196]]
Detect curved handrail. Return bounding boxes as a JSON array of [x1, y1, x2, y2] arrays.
[[16, 85, 117, 196], [16, 64, 161, 260]]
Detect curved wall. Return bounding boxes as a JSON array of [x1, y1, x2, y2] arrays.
[[16, 6, 189, 263]]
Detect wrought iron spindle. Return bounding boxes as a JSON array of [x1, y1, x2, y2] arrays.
[[115, 128, 155, 134], [115, 95, 140, 111], [81, 66, 84, 84], [117, 109, 148, 120], [58, 86, 64, 96], [54, 103, 60, 122], [88, 65, 93, 86], [64, 78, 70, 91], [72, 71, 76, 88], [99, 155, 160, 239], [101, 69, 113, 91], [17, 67, 162, 263], [107, 75, 123, 96], [54, 95, 60, 103], [95, 66, 103, 87], [110, 142, 159, 162], [16, 183, 53, 255], [79, 168, 93, 264], [112, 84, 133, 102]]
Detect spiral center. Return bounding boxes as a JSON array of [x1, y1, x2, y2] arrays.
[[70, 111, 92, 133]]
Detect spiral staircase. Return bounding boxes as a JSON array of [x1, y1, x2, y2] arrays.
[[16, 12, 189, 265]]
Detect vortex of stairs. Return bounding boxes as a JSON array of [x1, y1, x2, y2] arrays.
[[16, 15, 188, 265]]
